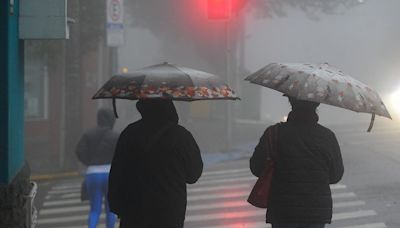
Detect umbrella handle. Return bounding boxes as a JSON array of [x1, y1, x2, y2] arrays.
[[367, 113, 375, 132], [112, 98, 119, 119]]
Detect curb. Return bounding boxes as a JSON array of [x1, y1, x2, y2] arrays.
[[30, 171, 80, 181]]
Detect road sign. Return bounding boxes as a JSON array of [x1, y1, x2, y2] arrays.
[[107, 0, 124, 47]]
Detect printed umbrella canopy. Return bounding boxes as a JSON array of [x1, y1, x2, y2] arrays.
[[245, 63, 391, 131], [93, 62, 239, 116]]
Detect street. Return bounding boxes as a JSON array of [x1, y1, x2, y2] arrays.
[[33, 122, 400, 228]]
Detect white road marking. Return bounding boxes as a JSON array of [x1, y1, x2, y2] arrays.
[[341, 222, 387, 228]]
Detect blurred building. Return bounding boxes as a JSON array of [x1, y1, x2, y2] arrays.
[[24, 0, 117, 174]]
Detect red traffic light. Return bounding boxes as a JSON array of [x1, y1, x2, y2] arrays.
[[207, 0, 232, 20]]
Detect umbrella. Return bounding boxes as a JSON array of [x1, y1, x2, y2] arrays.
[[93, 62, 239, 117], [245, 63, 391, 132]]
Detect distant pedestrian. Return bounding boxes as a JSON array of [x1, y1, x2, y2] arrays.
[[108, 99, 203, 228], [76, 108, 119, 228], [249, 95, 344, 228]]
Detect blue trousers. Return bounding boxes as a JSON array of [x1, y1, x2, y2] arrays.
[[272, 224, 325, 228], [86, 173, 116, 228]]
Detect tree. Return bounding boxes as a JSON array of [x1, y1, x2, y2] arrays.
[[251, 0, 365, 20]]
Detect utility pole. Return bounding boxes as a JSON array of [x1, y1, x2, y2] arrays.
[[225, 20, 233, 150], [207, 0, 236, 150]]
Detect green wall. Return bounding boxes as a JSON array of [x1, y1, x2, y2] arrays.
[[0, 0, 25, 184]]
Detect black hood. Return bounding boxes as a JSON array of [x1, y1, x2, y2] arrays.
[[97, 108, 116, 129], [136, 99, 179, 124]]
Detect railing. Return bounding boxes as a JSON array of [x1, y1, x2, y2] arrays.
[[25, 181, 38, 228]]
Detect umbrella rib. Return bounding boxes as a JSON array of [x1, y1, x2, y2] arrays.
[[169, 64, 195, 87]]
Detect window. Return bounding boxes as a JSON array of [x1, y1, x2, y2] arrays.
[[24, 41, 49, 120]]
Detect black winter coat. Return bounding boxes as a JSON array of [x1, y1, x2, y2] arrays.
[[108, 100, 203, 228], [76, 109, 119, 166], [250, 119, 344, 224]]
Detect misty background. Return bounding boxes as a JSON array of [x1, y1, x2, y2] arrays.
[[118, 0, 400, 126], [24, 0, 400, 174]]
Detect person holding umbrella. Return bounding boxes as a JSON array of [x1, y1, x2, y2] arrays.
[[95, 63, 239, 228], [249, 95, 344, 228], [246, 62, 391, 227], [107, 99, 203, 227]]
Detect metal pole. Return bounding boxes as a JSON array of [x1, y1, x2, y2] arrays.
[[225, 20, 232, 151], [59, 42, 66, 169]]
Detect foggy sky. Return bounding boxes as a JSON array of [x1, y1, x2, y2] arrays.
[[117, 0, 400, 127], [245, 0, 400, 124]]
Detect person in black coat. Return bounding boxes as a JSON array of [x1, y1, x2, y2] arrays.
[[108, 99, 203, 228], [76, 108, 119, 228], [250, 96, 344, 228]]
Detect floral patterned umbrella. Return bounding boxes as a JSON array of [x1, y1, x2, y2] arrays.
[[245, 63, 391, 131], [93, 62, 239, 116]]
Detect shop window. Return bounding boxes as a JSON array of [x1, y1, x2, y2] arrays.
[[24, 41, 49, 120]]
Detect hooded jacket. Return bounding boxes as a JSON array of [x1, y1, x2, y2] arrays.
[[75, 108, 119, 166], [108, 99, 203, 228], [250, 110, 344, 224]]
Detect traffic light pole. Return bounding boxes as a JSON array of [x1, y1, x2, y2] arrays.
[[225, 20, 233, 151]]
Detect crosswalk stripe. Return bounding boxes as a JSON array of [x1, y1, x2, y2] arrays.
[[57, 225, 108, 228], [186, 210, 265, 222], [196, 175, 347, 190], [188, 191, 248, 202], [202, 221, 270, 228], [52, 184, 81, 190], [38, 214, 104, 224], [59, 193, 80, 199], [48, 188, 80, 194], [39, 205, 89, 215], [331, 184, 347, 190], [42, 190, 356, 207], [186, 209, 377, 223], [202, 168, 250, 176], [187, 200, 249, 211], [38, 198, 366, 216], [196, 176, 256, 185], [188, 183, 345, 193], [188, 183, 251, 193], [332, 192, 356, 198], [341, 222, 387, 228], [39, 199, 366, 216], [332, 210, 376, 221], [38, 209, 379, 225], [201, 172, 252, 181], [43, 199, 81, 207], [334, 200, 365, 208], [187, 191, 355, 202], [200, 221, 387, 228], [48, 179, 345, 194]]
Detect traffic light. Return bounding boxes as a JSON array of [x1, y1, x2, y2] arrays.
[[207, 0, 232, 20]]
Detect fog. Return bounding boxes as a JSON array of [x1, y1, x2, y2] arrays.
[[24, 0, 400, 173], [18, 2, 400, 227], [112, 0, 400, 155], [244, 0, 400, 124]]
